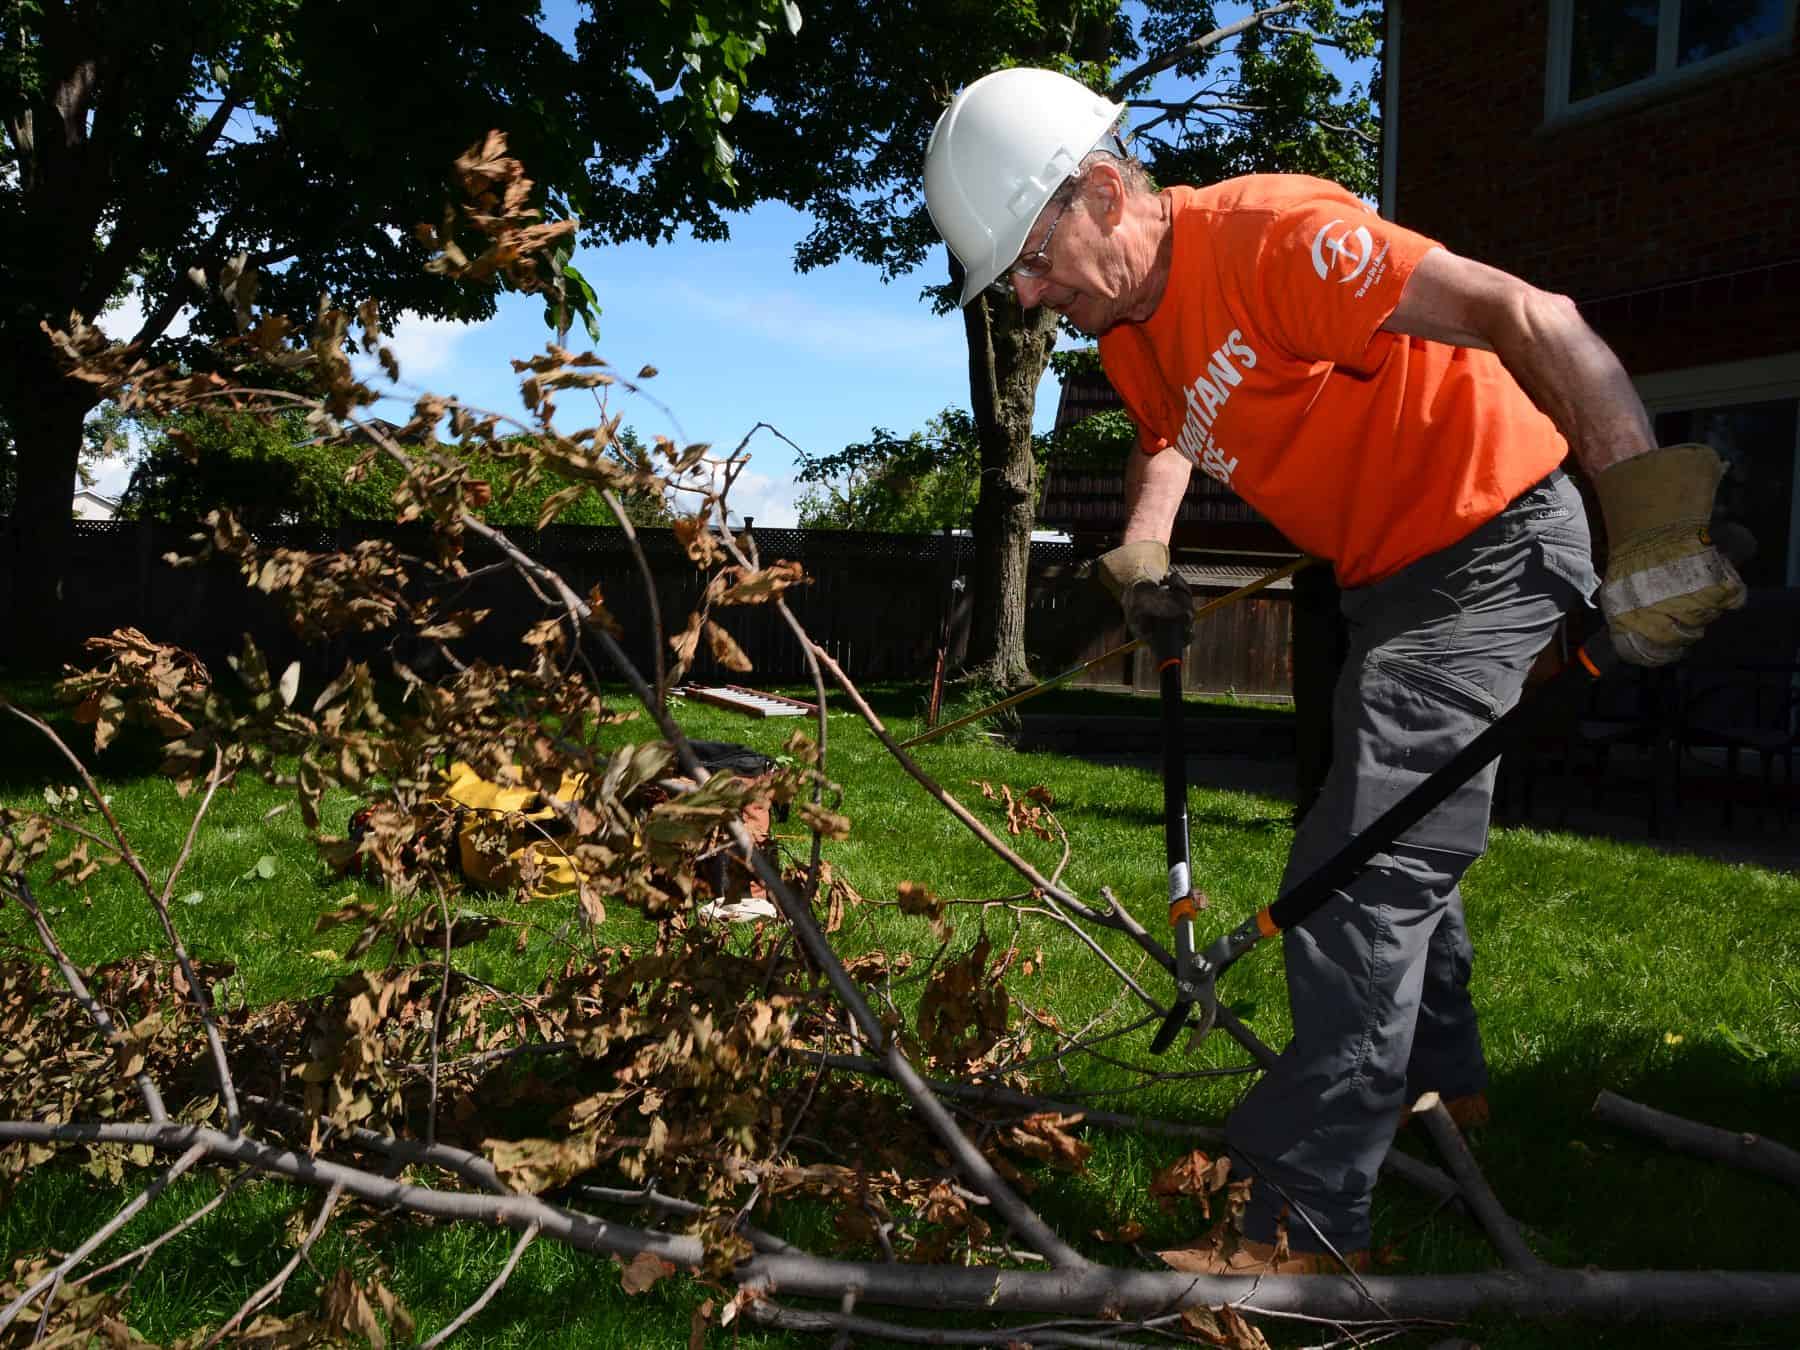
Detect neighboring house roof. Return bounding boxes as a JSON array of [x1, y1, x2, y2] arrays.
[[1050, 369, 1126, 432], [71, 489, 121, 521], [1174, 560, 1296, 591]]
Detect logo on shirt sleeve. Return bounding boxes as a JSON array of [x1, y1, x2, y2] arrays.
[[1311, 219, 1374, 283]]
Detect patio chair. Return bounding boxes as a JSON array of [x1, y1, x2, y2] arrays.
[[1672, 593, 1800, 829], [1678, 664, 1800, 828]]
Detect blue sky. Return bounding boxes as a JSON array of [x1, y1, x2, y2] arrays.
[[93, 3, 1371, 528], [350, 201, 1023, 529], [95, 133, 1054, 531]]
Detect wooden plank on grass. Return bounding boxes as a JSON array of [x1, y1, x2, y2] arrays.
[[685, 685, 818, 718]]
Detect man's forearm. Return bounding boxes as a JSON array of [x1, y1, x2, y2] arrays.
[[1122, 446, 1191, 544], [1491, 289, 1655, 477]]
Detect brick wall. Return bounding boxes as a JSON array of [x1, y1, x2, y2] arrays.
[[1394, 3, 1800, 374]]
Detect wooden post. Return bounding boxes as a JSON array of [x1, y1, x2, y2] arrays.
[[926, 526, 956, 728]]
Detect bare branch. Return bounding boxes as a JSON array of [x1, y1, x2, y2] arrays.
[[1412, 1093, 1544, 1271], [0, 1120, 694, 1265], [1111, 4, 1299, 97], [750, 1298, 1181, 1347], [417, 1222, 537, 1349], [201, 1180, 345, 1347], [810, 1051, 1230, 1145], [156, 744, 232, 916], [69, 1166, 255, 1289], [0, 1141, 208, 1333], [715, 512, 834, 897], [0, 869, 167, 1122], [3, 706, 242, 1131], [600, 486, 669, 704], [426, 886, 454, 1148]]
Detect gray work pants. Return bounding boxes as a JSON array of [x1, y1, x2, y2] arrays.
[[1225, 469, 1597, 1253]]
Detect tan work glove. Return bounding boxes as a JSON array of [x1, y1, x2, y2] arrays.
[[1096, 540, 1193, 644], [1595, 443, 1748, 666]]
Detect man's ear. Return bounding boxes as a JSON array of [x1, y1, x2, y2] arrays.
[[1086, 161, 1127, 227]]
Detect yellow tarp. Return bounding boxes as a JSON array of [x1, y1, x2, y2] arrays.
[[441, 761, 584, 897]]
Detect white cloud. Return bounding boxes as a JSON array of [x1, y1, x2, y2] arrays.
[[716, 466, 802, 528], [651, 279, 961, 374], [376, 315, 481, 382]]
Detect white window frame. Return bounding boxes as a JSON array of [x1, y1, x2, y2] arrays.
[[1635, 352, 1800, 586], [1544, 0, 1797, 125]]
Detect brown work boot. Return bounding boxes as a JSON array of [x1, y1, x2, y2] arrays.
[[1158, 1236, 1370, 1276], [1398, 1091, 1490, 1131]]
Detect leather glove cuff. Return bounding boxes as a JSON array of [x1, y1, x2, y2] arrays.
[[1096, 540, 1169, 599], [1594, 443, 1747, 667], [1594, 442, 1722, 552]]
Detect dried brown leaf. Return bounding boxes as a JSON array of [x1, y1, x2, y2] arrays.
[[1004, 1111, 1092, 1172], [616, 1250, 677, 1295], [704, 619, 753, 672], [484, 1131, 600, 1194]]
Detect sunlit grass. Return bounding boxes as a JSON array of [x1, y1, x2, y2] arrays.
[[2, 673, 1796, 1347]]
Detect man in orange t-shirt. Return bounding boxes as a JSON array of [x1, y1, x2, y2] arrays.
[[925, 68, 1745, 1275]]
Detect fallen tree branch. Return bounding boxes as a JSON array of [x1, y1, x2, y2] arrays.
[[748, 1298, 1185, 1347], [0, 1120, 691, 1263], [1411, 1092, 1543, 1272], [250, 1092, 795, 1254], [12, 1120, 1800, 1327], [599, 485, 668, 706], [68, 1166, 254, 1289], [425, 491, 1089, 1272], [7, 710, 242, 1133], [724, 512, 834, 899], [739, 1252, 1800, 1324], [1593, 1089, 1800, 1189], [811, 1050, 1231, 1143]]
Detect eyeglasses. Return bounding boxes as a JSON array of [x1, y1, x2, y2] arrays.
[[991, 195, 1072, 294]]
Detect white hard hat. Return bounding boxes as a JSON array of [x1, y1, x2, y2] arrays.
[[924, 68, 1125, 306]]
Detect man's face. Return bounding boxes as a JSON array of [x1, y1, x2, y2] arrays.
[[1006, 174, 1135, 335]]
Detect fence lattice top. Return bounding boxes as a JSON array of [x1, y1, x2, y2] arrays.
[[65, 519, 1078, 568]]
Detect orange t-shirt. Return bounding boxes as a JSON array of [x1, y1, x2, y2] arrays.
[[1098, 176, 1568, 587]]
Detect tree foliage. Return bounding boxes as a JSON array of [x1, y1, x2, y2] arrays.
[[739, 0, 1381, 286], [795, 400, 1132, 532], [795, 408, 993, 532], [0, 0, 795, 664], [119, 411, 670, 528]]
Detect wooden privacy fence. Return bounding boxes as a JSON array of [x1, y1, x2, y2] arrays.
[[8, 520, 1295, 696]]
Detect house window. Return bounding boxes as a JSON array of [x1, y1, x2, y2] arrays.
[[1547, 0, 1795, 118], [1637, 355, 1800, 589]]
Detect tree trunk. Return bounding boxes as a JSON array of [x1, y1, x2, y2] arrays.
[[960, 293, 1058, 689], [2, 334, 96, 671]]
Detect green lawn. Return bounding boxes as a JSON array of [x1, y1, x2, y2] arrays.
[[2, 673, 1797, 1348]]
